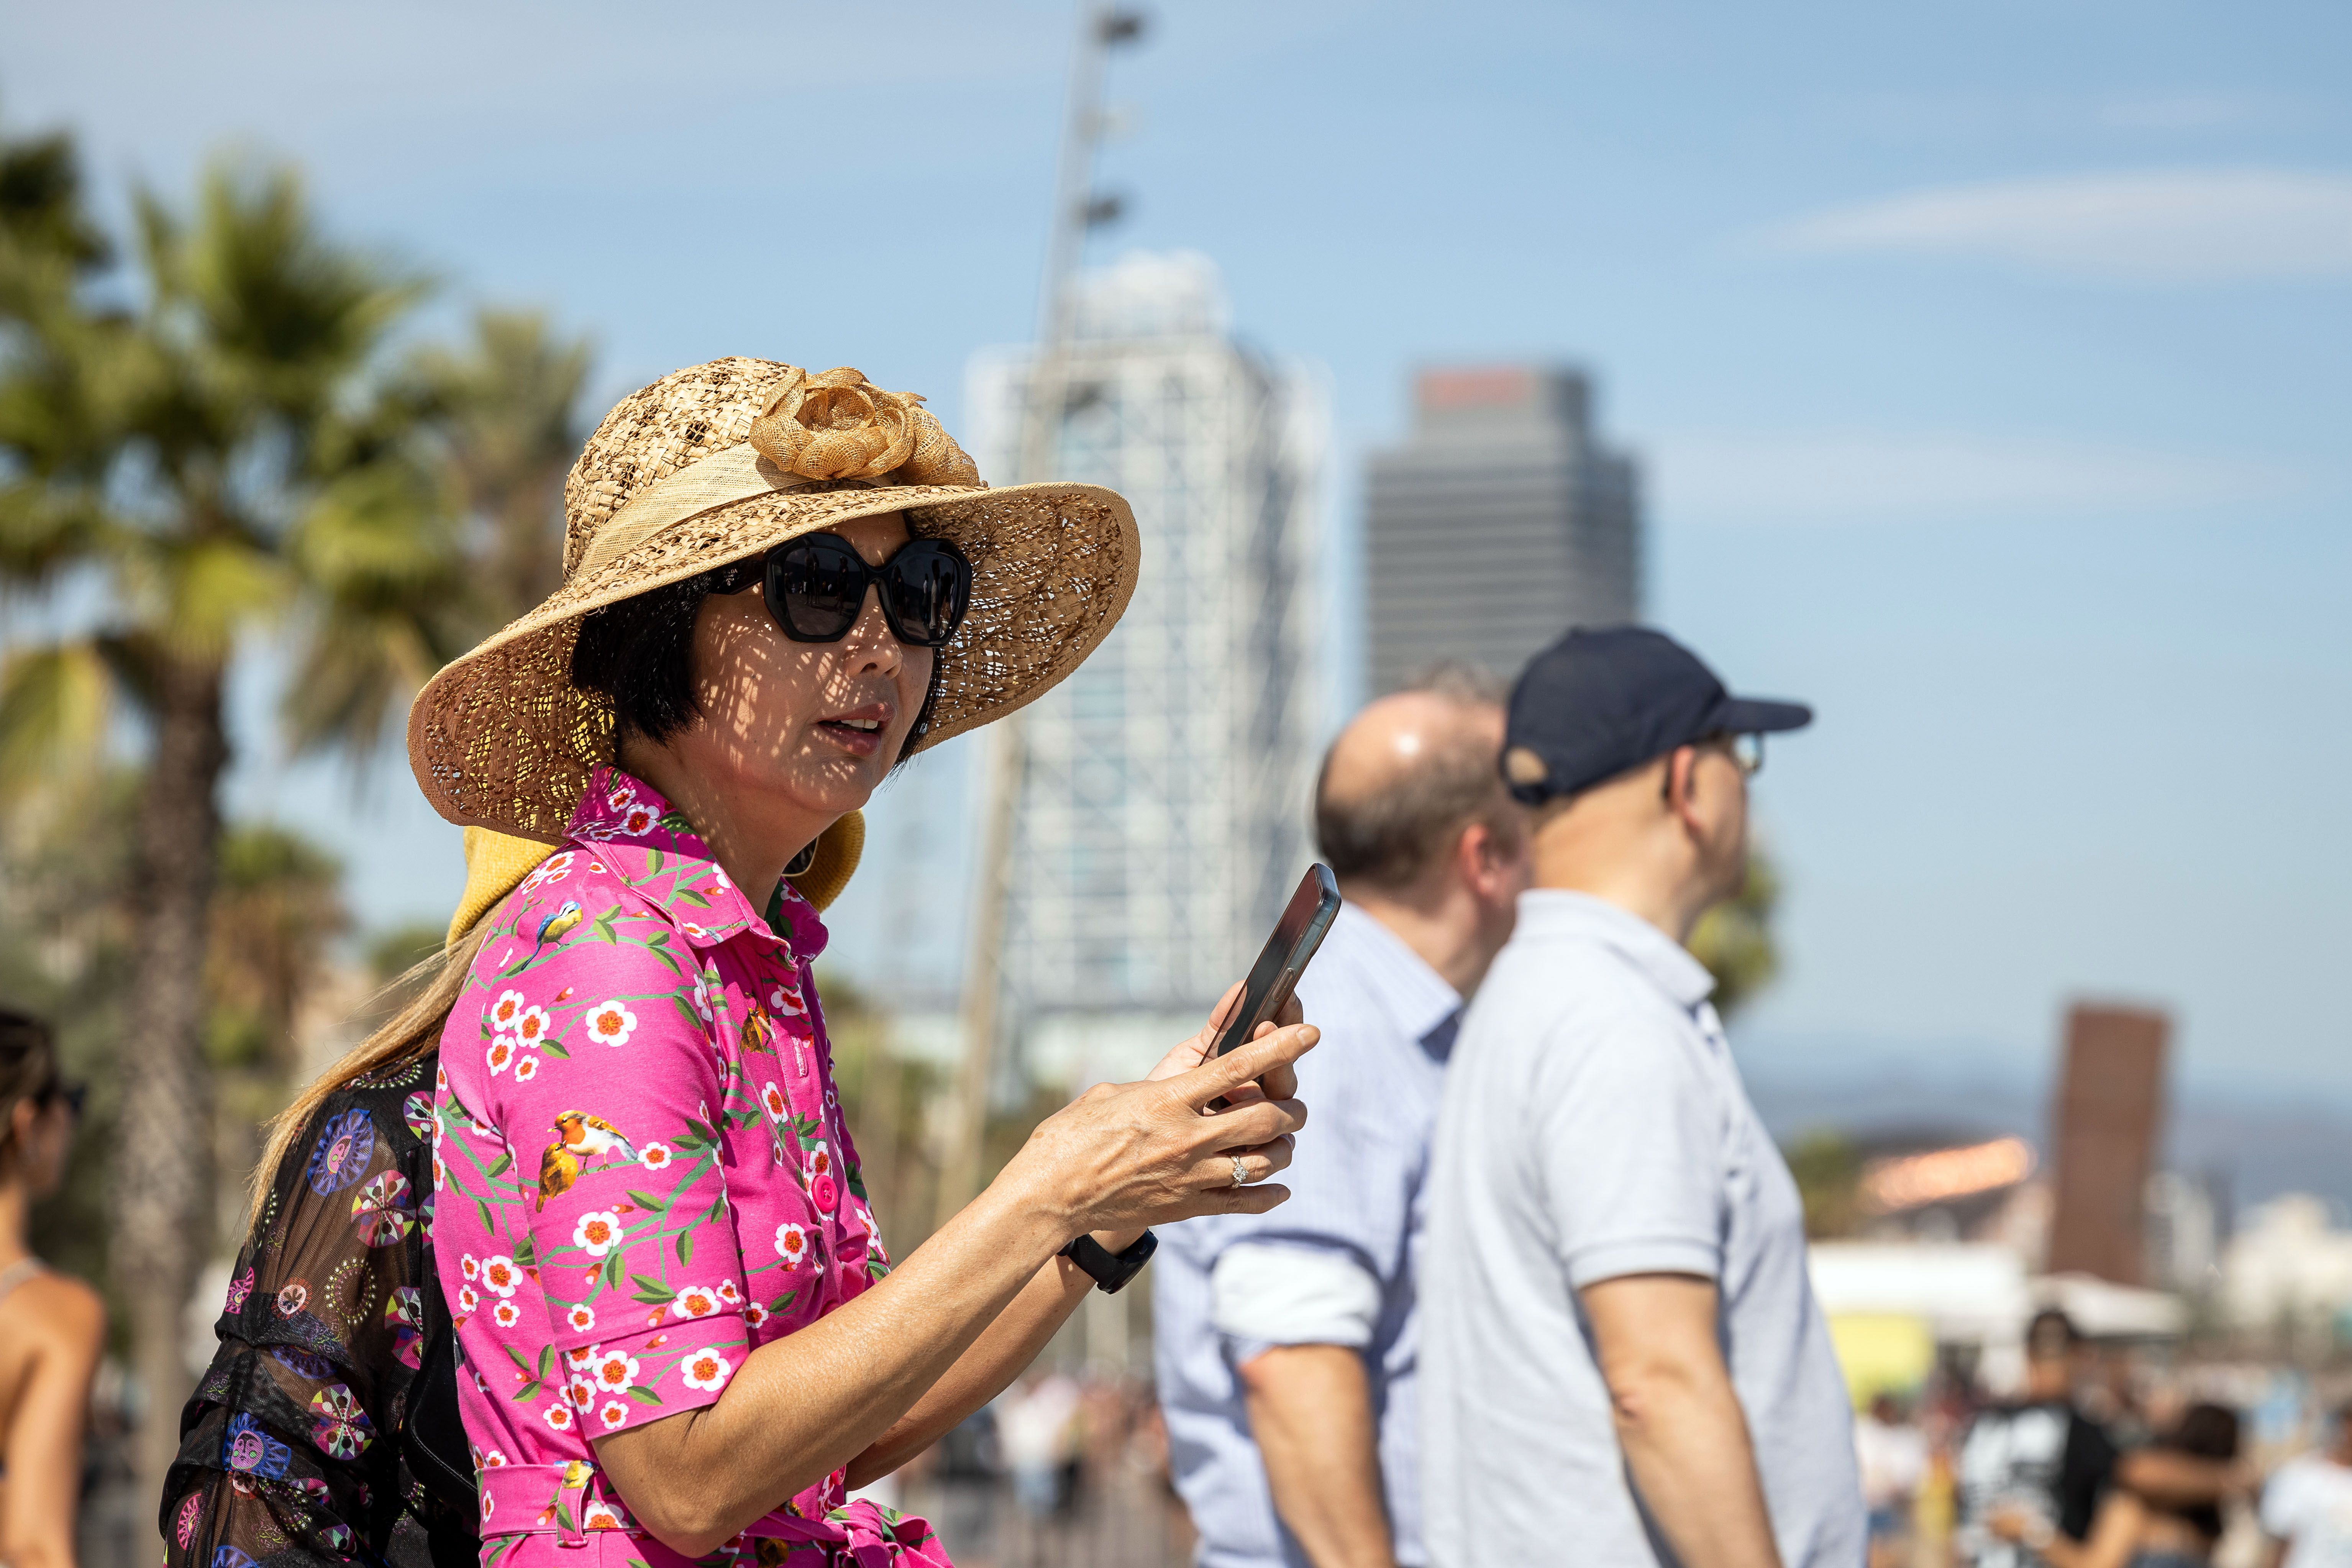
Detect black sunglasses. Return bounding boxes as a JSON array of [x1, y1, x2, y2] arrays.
[[722, 536, 973, 649], [38, 1080, 86, 1117]]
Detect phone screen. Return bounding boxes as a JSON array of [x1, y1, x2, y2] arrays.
[[1211, 865, 1342, 1059]]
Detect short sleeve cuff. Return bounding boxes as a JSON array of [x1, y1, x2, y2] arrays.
[[1211, 1242, 1381, 1349], [1566, 1237, 1721, 1292], [552, 1312, 750, 1439]]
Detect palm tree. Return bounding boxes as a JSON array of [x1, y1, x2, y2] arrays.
[[409, 307, 593, 619], [0, 146, 467, 1502]]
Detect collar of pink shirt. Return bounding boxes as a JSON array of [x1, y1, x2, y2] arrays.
[[565, 766, 832, 963]]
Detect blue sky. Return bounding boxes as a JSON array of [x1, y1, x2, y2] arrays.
[[5, 0, 2347, 1109]]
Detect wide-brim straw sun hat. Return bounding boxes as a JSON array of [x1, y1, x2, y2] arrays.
[[406, 357, 1140, 846]]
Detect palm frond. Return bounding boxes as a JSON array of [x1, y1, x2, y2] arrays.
[[0, 638, 116, 799]]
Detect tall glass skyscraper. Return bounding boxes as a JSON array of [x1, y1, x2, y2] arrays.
[[1364, 365, 1641, 696], [966, 253, 1325, 1073]]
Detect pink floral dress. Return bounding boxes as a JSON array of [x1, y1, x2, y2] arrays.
[[432, 768, 950, 1568]]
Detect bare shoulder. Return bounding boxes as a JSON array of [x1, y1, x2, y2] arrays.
[[12, 1270, 108, 1350]]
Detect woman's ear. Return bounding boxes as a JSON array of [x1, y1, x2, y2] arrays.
[[2, 1097, 36, 1173]]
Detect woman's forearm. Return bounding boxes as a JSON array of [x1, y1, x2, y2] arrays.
[[847, 1228, 1142, 1486], [593, 1025, 1310, 1557], [596, 1173, 1071, 1551]]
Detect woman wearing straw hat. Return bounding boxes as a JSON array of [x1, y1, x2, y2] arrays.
[[406, 359, 1312, 1567]]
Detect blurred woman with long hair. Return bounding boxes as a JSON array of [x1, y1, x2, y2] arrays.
[[0, 1008, 105, 1568]]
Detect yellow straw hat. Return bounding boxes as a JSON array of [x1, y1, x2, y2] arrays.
[[407, 358, 1139, 845], [447, 812, 867, 947]]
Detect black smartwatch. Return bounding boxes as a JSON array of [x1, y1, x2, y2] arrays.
[[1059, 1230, 1157, 1294]]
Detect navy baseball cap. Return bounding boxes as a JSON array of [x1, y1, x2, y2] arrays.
[[1502, 627, 1812, 804]]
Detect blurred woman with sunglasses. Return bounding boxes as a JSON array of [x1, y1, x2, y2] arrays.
[[0, 1009, 104, 1568], [169, 362, 1315, 1568]]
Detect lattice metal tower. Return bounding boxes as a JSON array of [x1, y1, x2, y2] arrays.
[[968, 252, 1324, 1024]]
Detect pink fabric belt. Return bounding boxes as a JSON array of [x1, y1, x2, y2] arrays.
[[477, 1463, 951, 1566]]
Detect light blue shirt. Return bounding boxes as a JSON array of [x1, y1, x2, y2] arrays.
[[1154, 900, 1460, 1568], [1421, 891, 1864, 1568]]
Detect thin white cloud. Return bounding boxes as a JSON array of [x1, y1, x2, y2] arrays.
[[1652, 429, 2302, 527], [1766, 168, 2352, 282]]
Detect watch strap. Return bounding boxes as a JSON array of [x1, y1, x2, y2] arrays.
[[1058, 1230, 1157, 1295]]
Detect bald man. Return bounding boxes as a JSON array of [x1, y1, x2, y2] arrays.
[[1155, 675, 1532, 1568]]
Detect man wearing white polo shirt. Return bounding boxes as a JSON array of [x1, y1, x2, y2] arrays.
[[1422, 627, 1863, 1568]]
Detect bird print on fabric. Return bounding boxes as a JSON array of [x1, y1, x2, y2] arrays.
[[536, 1110, 641, 1210], [531, 899, 584, 957]]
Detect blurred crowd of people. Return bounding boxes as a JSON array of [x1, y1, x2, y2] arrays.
[[1850, 1314, 2352, 1568]]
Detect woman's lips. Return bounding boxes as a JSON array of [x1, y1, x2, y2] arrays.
[[815, 715, 887, 757]]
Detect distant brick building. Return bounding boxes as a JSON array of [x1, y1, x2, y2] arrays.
[[2047, 1004, 2171, 1286], [1363, 364, 1640, 696]]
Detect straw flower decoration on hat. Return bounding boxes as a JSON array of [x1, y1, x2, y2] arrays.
[[407, 358, 1140, 845]]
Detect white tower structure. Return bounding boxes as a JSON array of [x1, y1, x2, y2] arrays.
[[967, 252, 1324, 1058]]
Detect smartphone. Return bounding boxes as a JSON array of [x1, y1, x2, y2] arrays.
[[1210, 864, 1342, 1061]]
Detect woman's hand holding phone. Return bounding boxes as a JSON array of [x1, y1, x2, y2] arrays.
[[1147, 980, 1308, 1107]]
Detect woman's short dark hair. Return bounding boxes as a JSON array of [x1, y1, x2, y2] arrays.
[[569, 563, 944, 759], [0, 1008, 60, 1161]]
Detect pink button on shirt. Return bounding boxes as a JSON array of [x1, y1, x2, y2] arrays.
[[433, 768, 948, 1568]]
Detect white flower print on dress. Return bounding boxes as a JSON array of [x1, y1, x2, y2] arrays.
[[597, 1401, 630, 1431], [774, 1223, 809, 1268], [582, 1501, 625, 1531], [589, 1350, 640, 1394], [572, 1211, 623, 1256], [769, 976, 808, 1019], [460, 1255, 480, 1282], [637, 1142, 673, 1172], [744, 1301, 769, 1328], [480, 1256, 522, 1298], [680, 1347, 733, 1392], [564, 1303, 595, 1333], [566, 1375, 597, 1410], [543, 1402, 574, 1432], [716, 1279, 742, 1308], [486, 991, 526, 1032], [492, 1300, 522, 1329], [486, 1037, 517, 1075], [670, 1284, 723, 1320], [512, 1055, 541, 1084], [583, 1001, 638, 1048], [513, 1005, 552, 1047], [522, 852, 575, 892]]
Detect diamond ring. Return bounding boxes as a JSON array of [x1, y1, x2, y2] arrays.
[[1230, 1155, 1251, 1187]]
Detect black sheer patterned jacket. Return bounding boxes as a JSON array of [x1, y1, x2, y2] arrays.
[[163, 1051, 466, 1568]]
